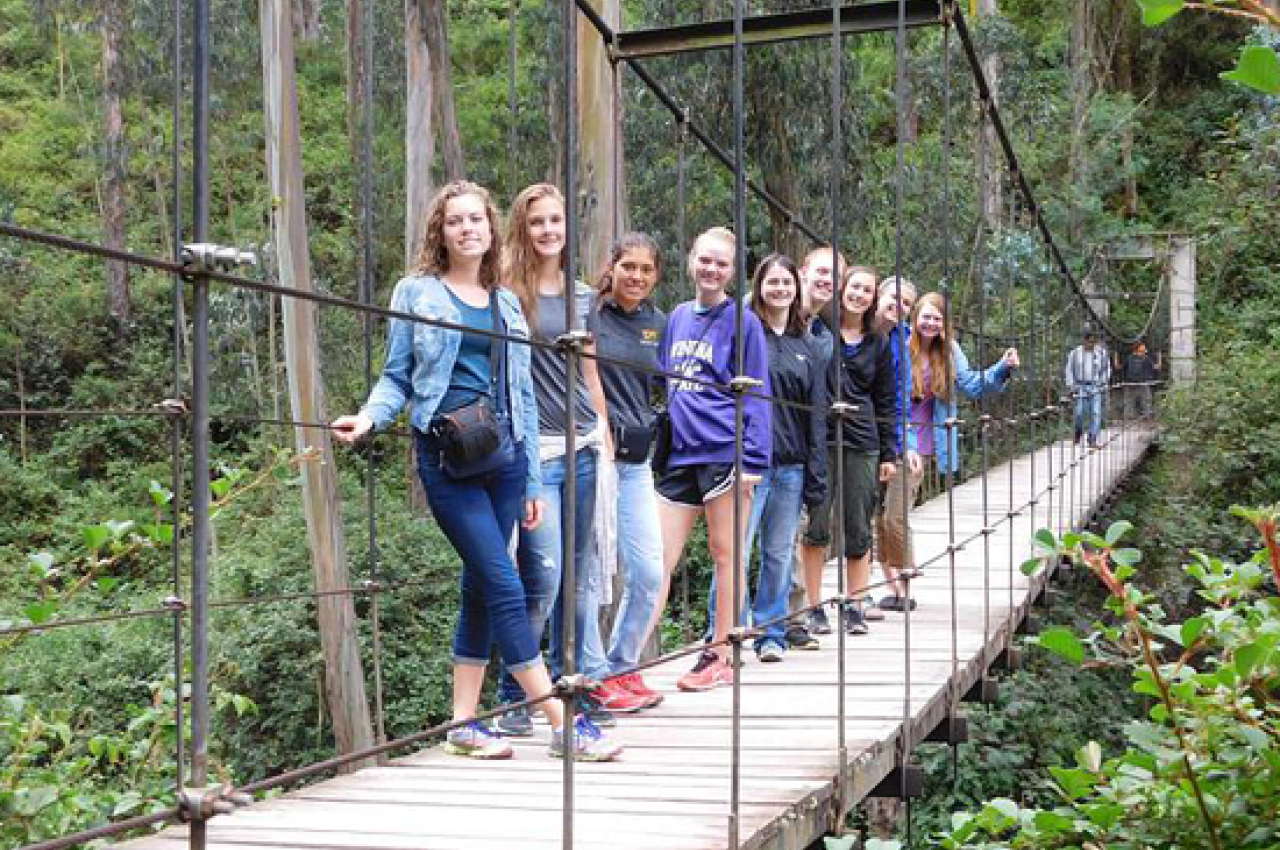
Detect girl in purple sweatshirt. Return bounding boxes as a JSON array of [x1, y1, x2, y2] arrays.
[[652, 226, 772, 692]]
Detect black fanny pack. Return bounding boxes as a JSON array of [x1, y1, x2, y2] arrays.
[[611, 423, 654, 463], [430, 294, 516, 480], [432, 398, 514, 479]]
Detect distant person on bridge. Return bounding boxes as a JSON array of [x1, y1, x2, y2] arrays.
[[588, 232, 668, 708], [800, 266, 901, 637], [651, 226, 772, 692], [1122, 341, 1158, 420], [332, 180, 620, 762], [1064, 328, 1110, 447]]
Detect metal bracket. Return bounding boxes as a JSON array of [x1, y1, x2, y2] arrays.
[[177, 785, 252, 822], [162, 596, 188, 614], [360, 579, 384, 594], [554, 329, 594, 353], [181, 243, 258, 277], [830, 401, 860, 419], [553, 673, 598, 700], [154, 397, 190, 417], [728, 376, 763, 394]]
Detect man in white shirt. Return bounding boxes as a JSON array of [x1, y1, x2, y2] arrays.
[[1064, 329, 1110, 447]]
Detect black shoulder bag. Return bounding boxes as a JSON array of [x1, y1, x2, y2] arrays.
[[430, 293, 517, 480]]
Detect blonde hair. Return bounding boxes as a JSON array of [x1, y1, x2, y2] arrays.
[[686, 226, 736, 283], [411, 181, 503, 289], [502, 183, 566, 332], [908, 292, 957, 403]]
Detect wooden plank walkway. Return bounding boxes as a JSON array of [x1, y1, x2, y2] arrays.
[[124, 426, 1156, 850]]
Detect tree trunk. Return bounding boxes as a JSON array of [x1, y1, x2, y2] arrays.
[[424, 0, 465, 180], [577, 0, 622, 281], [100, 0, 131, 331], [975, 0, 1002, 233], [748, 49, 803, 260], [1068, 0, 1092, 242], [293, 0, 322, 42], [345, 0, 366, 159], [405, 0, 437, 268], [260, 0, 375, 767], [404, 0, 436, 515], [1114, 3, 1139, 217]]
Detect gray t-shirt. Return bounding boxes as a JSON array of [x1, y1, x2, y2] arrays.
[[531, 284, 598, 436], [587, 296, 666, 430]]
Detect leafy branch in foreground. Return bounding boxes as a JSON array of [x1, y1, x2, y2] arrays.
[[1137, 0, 1280, 94], [944, 512, 1280, 848]]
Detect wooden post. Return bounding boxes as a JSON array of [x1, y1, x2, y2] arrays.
[[260, 0, 375, 766], [577, 0, 622, 279], [1168, 236, 1196, 388]]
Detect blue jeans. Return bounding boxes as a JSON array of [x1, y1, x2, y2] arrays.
[[1074, 386, 1105, 441], [707, 464, 805, 650], [499, 448, 607, 702], [415, 433, 540, 672], [606, 460, 664, 673]]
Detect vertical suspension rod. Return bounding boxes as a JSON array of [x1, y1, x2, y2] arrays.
[[188, 1, 212, 848], [728, 0, 747, 846]]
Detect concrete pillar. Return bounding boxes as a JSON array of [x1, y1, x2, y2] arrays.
[[1168, 236, 1196, 387]]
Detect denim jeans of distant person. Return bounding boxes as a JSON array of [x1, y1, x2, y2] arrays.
[[706, 463, 805, 652], [605, 459, 665, 673], [499, 447, 607, 704], [415, 433, 541, 674], [1074, 385, 1105, 442]]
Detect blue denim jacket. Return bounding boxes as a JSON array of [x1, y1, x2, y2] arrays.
[[360, 274, 541, 497], [930, 342, 1012, 475]]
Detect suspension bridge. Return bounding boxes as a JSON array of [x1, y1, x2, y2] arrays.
[[0, 0, 1185, 849]]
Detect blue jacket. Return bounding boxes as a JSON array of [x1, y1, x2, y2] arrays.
[[361, 275, 541, 497], [927, 342, 1012, 475], [887, 324, 915, 454]]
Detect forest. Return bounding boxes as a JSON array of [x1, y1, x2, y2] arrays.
[[1, 0, 1279, 846]]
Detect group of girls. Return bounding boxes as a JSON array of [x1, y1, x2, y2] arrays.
[[333, 177, 1018, 764]]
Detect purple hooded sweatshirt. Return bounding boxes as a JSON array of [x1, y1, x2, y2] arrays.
[[659, 300, 772, 473]]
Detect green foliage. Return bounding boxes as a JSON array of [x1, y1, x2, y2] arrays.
[[939, 518, 1280, 848]]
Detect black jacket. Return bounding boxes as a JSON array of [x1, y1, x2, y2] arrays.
[[822, 331, 899, 464], [764, 329, 828, 509]]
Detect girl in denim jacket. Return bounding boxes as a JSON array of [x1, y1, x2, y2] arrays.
[[333, 181, 619, 762]]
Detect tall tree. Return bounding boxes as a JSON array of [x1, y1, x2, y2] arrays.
[[405, 0, 437, 267], [577, 0, 622, 278], [293, 0, 322, 42], [975, 0, 1003, 232], [260, 0, 375, 766], [99, 0, 131, 330], [424, 0, 465, 179]]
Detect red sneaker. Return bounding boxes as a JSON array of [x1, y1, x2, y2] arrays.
[[676, 650, 734, 692], [591, 680, 649, 713], [612, 672, 664, 708]]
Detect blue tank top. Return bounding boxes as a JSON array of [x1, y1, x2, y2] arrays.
[[437, 289, 495, 413]]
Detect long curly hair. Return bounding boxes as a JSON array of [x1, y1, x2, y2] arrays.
[[908, 291, 957, 403], [411, 181, 503, 290], [502, 183, 565, 333]]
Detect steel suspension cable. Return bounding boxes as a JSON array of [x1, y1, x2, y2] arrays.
[[829, 0, 851, 825], [729, 0, 748, 845], [169, 0, 187, 793], [359, 0, 387, 749], [188, 2, 213, 848], [891, 0, 915, 825], [560, 0, 581, 841]]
